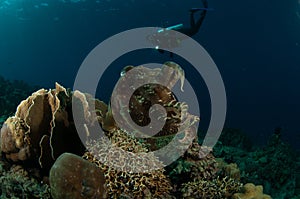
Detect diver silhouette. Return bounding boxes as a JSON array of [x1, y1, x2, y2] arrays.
[[178, 0, 209, 37], [153, 0, 209, 57]]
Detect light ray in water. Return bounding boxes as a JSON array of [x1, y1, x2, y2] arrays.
[[40, 3, 49, 7]]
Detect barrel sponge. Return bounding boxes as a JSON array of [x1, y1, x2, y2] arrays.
[[232, 183, 272, 199], [49, 153, 106, 199]]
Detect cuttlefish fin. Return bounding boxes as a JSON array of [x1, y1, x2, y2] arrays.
[[164, 61, 185, 92]]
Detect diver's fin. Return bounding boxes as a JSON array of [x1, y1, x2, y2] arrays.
[[189, 7, 214, 13], [157, 49, 165, 54]]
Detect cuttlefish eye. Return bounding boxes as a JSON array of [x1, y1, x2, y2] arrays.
[[120, 65, 135, 77]]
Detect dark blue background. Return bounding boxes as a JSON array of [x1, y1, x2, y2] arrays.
[[0, 0, 299, 148]]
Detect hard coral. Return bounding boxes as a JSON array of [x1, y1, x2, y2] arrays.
[[0, 83, 101, 172], [166, 137, 244, 198], [84, 129, 172, 198], [0, 162, 51, 198], [49, 153, 106, 199], [167, 139, 243, 198], [81, 62, 200, 198], [181, 176, 242, 199], [167, 139, 219, 186], [216, 158, 241, 181], [0, 117, 30, 162], [232, 183, 272, 199], [214, 128, 297, 198]]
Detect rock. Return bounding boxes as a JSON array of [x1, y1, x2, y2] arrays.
[[49, 153, 106, 199]]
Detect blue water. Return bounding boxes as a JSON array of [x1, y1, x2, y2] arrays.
[[0, 0, 300, 149]]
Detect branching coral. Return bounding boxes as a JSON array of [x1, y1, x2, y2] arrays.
[[83, 129, 172, 198], [181, 176, 242, 199]]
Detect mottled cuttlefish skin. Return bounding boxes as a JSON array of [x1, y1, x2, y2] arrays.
[[108, 62, 198, 151], [163, 61, 185, 92]]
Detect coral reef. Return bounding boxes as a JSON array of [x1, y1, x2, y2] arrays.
[[0, 62, 197, 198], [214, 128, 253, 150], [213, 127, 298, 198], [84, 129, 172, 198], [216, 158, 241, 181], [0, 159, 51, 198], [79, 62, 199, 198], [295, 159, 300, 197], [49, 153, 106, 199], [1, 63, 295, 198], [166, 138, 242, 198], [0, 83, 87, 172], [181, 176, 242, 199], [232, 183, 271, 199], [0, 76, 38, 127], [167, 139, 218, 185]]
